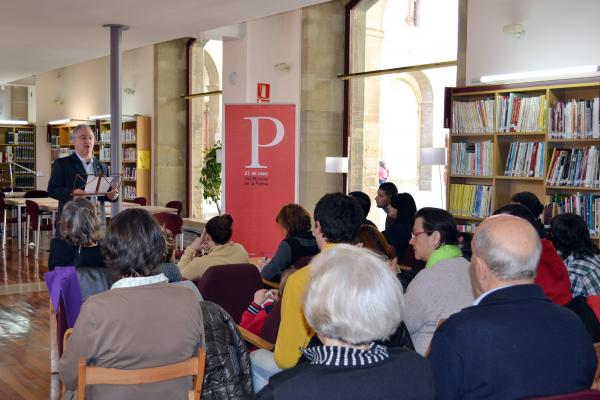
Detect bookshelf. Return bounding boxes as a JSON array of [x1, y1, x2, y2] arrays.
[[0, 123, 36, 190], [48, 115, 151, 202], [447, 78, 600, 247]]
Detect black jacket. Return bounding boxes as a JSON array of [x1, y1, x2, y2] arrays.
[[200, 301, 254, 400]]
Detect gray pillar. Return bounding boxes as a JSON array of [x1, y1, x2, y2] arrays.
[[104, 24, 128, 216]]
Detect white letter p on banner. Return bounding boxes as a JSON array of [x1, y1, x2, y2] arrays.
[[244, 116, 285, 168]]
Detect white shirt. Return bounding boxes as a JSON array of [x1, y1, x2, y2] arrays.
[[473, 285, 511, 305], [76, 153, 95, 175]]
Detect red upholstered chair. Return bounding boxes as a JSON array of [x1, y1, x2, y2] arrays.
[[165, 200, 183, 216], [130, 197, 147, 206], [154, 212, 184, 249], [25, 200, 53, 259], [194, 264, 263, 323]]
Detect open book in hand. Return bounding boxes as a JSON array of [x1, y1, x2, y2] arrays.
[[82, 175, 118, 195]]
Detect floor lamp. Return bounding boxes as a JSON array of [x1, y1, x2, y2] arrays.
[[420, 148, 446, 209]]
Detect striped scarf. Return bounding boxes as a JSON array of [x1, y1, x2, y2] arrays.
[[301, 343, 390, 367]]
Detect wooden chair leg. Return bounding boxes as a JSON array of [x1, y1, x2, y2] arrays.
[[49, 302, 59, 373]]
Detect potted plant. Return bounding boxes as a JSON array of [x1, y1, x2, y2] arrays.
[[199, 142, 222, 215]]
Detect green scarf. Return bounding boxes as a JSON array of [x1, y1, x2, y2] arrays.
[[426, 244, 463, 268]]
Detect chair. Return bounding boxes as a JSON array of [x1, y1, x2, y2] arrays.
[[593, 342, 600, 389], [154, 212, 184, 250], [76, 349, 206, 400], [129, 197, 147, 206], [528, 390, 600, 399], [166, 200, 183, 216], [24, 190, 49, 198], [194, 264, 263, 323], [0, 197, 25, 249], [25, 200, 53, 259]]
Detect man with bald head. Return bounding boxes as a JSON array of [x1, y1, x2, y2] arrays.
[[428, 214, 596, 399]]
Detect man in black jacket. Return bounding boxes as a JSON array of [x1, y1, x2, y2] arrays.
[[48, 124, 117, 234]]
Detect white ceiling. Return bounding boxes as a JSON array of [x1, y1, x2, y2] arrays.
[[0, 0, 329, 84]]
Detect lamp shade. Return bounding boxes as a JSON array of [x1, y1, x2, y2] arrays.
[[325, 157, 349, 173], [421, 148, 446, 166]]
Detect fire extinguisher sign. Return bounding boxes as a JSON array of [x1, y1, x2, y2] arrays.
[[257, 83, 270, 103]]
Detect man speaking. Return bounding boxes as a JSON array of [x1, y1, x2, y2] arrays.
[[48, 124, 118, 234]]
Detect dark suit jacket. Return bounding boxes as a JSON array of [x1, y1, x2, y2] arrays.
[[47, 153, 113, 230], [428, 284, 597, 400]]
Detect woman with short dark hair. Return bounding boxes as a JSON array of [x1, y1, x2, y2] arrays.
[[59, 208, 204, 400], [402, 207, 473, 354], [178, 214, 249, 280], [551, 213, 600, 297], [48, 197, 105, 270], [260, 204, 319, 281]]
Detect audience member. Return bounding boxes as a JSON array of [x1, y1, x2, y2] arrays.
[[60, 208, 204, 400], [158, 228, 183, 283], [403, 207, 474, 354], [355, 224, 396, 268], [250, 193, 363, 392], [383, 192, 416, 259], [257, 245, 434, 400], [375, 182, 398, 229], [178, 214, 249, 280], [349, 191, 377, 227], [494, 203, 572, 305], [551, 213, 600, 297], [379, 160, 389, 184], [428, 214, 596, 399], [511, 191, 547, 238], [48, 198, 105, 270], [260, 204, 319, 281]]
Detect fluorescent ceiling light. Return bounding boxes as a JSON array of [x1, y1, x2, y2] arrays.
[[48, 118, 70, 125], [88, 114, 110, 120], [480, 65, 600, 84], [0, 119, 29, 125]]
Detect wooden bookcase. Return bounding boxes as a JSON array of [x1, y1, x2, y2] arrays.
[[447, 78, 600, 246], [48, 115, 151, 202], [0, 123, 36, 190]]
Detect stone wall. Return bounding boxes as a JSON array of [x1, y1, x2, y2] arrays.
[[299, 0, 347, 213], [154, 39, 188, 208]]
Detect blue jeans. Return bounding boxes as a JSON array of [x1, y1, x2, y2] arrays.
[[250, 349, 282, 392]]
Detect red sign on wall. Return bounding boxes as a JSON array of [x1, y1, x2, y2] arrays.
[[224, 104, 296, 256], [257, 83, 270, 103]]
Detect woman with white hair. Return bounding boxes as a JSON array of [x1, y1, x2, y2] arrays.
[[256, 244, 434, 400]]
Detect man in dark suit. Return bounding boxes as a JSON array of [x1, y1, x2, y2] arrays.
[[428, 214, 596, 400], [48, 124, 118, 234]]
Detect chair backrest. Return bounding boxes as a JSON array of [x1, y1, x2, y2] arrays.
[[154, 212, 183, 235], [24, 190, 49, 198], [165, 200, 183, 216], [528, 389, 600, 399], [293, 255, 313, 269], [594, 342, 600, 388], [77, 349, 206, 400], [131, 197, 147, 206], [398, 244, 426, 269], [195, 264, 263, 323], [260, 299, 282, 344], [25, 200, 41, 229]]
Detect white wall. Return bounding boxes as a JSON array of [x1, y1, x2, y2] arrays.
[[0, 88, 12, 119], [35, 45, 154, 188], [466, 0, 600, 84]]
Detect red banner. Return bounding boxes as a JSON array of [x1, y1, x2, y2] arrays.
[[224, 104, 296, 256]]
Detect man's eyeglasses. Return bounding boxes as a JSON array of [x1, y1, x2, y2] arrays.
[[411, 231, 430, 238]]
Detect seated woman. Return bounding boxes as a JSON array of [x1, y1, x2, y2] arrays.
[[383, 192, 416, 258], [59, 208, 204, 400], [178, 214, 249, 280], [48, 198, 105, 270], [551, 213, 600, 297], [403, 207, 474, 355], [260, 204, 319, 281], [257, 244, 434, 399], [355, 224, 396, 269]]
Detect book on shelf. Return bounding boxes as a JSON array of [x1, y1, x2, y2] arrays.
[[497, 93, 546, 133], [549, 97, 600, 139], [543, 192, 600, 236], [448, 183, 493, 218], [451, 141, 492, 176], [504, 141, 545, 177], [451, 99, 495, 134], [546, 147, 600, 187]]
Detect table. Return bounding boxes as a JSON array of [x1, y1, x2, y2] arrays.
[[4, 197, 177, 249]]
